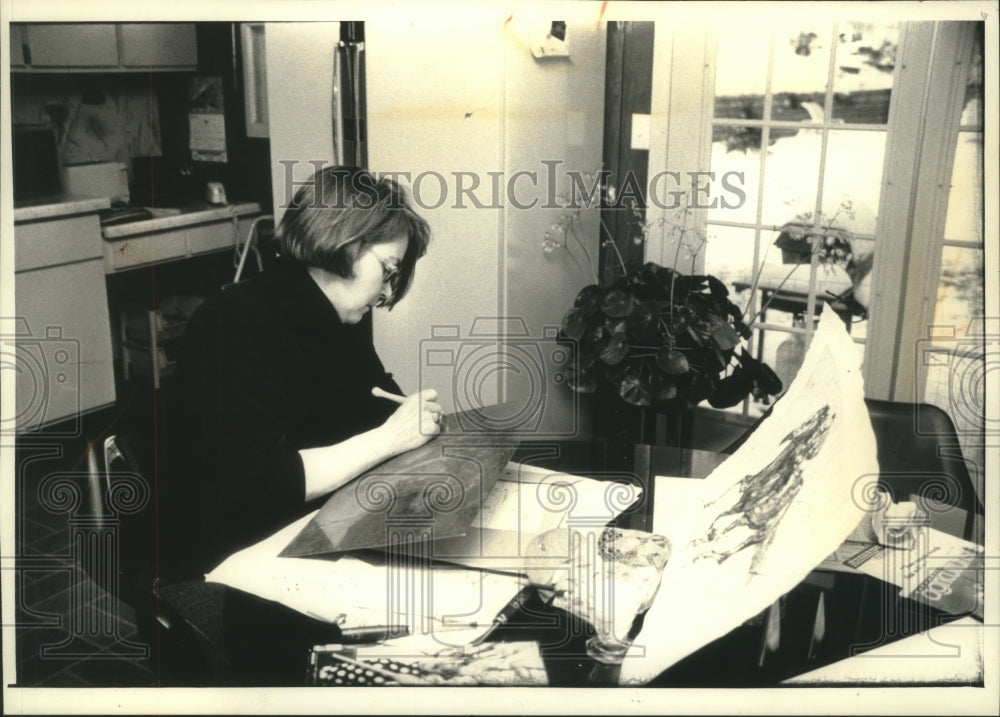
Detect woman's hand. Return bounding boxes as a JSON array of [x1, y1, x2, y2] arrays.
[[379, 388, 443, 453]]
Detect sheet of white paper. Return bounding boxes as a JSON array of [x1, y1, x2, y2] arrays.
[[437, 461, 642, 573], [620, 305, 880, 684], [205, 510, 523, 631]]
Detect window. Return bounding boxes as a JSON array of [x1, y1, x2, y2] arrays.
[[705, 21, 896, 415], [644, 20, 987, 437]]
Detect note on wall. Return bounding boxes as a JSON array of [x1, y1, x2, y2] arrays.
[[188, 76, 227, 162]]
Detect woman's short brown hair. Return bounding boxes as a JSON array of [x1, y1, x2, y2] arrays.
[[274, 166, 430, 308]]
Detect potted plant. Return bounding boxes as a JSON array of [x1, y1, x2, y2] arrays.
[[544, 195, 784, 439], [559, 261, 783, 412]]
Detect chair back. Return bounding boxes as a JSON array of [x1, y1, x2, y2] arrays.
[[864, 399, 981, 540]]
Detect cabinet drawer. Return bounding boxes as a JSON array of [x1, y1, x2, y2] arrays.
[[106, 230, 188, 271], [186, 221, 240, 255], [15, 214, 104, 272]]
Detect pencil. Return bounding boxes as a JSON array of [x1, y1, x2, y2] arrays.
[[371, 386, 407, 404]]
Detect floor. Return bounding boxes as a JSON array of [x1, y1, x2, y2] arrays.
[[12, 385, 163, 688]]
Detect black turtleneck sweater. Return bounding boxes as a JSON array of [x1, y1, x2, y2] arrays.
[[159, 257, 402, 578]]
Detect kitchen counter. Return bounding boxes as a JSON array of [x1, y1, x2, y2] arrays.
[[102, 201, 263, 239], [102, 202, 268, 273], [13, 195, 111, 223]]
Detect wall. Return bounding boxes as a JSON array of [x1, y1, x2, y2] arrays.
[[366, 13, 606, 437], [265, 22, 340, 221]]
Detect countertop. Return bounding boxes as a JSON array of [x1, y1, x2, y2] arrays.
[[102, 201, 264, 239], [13, 195, 112, 223], [13, 197, 265, 238]]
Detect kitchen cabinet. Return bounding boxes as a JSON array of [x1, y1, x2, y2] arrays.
[[119, 24, 198, 68], [23, 24, 119, 68], [13, 206, 117, 431], [11, 22, 197, 72]]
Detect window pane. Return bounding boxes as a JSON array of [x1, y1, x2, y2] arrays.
[[943, 131, 983, 242], [831, 22, 898, 124], [705, 225, 758, 300], [960, 25, 983, 127], [714, 24, 768, 120], [929, 246, 984, 348], [760, 126, 822, 226], [771, 23, 833, 106], [822, 129, 886, 237], [707, 138, 760, 224]]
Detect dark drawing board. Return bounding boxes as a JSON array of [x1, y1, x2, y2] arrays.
[[280, 405, 521, 558]]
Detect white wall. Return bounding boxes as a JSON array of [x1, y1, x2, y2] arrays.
[[265, 22, 340, 224], [368, 14, 605, 437]]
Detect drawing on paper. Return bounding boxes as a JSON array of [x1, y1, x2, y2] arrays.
[[690, 404, 835, 573]]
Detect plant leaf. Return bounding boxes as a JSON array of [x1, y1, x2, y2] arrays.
[[617, 370, 652, 406], [656, 347, 690, 375], [709, 318, 741, 351], [602, 288, 635, 318], [708, 372, 754, 408], [574, 284, 605, 316], [626, 301, 659, 342], [707, 275, 730, 299], [648, 371, 678, 401], [565, 365, 598, 393], [755, 363, 783, 395], [599, 337, 628, 365], [561, 308, 588, 341]]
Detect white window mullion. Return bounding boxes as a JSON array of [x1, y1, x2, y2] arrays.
[[861, 21, 937, 400], [889, 22, 977, 403]]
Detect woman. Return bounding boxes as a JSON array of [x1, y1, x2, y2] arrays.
[[160, 166, 440, 579]]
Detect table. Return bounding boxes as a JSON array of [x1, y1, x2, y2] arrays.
[[154, 440, 980, 687]]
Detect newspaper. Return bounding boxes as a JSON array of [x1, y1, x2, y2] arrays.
[[619, 305, 880, 684]]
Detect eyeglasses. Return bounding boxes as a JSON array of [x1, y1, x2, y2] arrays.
[[367, 246, 401, 307]]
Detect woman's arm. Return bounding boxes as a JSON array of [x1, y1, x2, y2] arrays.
[[299, 388, 442, 501]]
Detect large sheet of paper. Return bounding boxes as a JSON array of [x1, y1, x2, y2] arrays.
[[206, 510, 524, 633], [619, 305, 880, 684], [421, 461, 642, 573]]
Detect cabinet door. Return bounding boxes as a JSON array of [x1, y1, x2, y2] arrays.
[[14, 260, 117, 431], [119, 23, 197, 68], [10, 25, 26, 66], [25, 24, 118, 67]]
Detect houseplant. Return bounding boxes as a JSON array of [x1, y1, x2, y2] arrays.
[[546, 198, 784, 417]]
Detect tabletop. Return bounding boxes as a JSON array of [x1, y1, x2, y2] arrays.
[[154, 439, 980, 688]]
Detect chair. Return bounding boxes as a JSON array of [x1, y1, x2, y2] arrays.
[[863, 399, 982, 541], [85, 433, 230, 684], [722, 399, 983, 541]]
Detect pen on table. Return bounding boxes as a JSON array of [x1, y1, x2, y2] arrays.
[[337, 624, 411, 644], [469, 586, 536, 646]]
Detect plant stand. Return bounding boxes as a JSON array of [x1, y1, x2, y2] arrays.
[[592, 384, 694, 449]]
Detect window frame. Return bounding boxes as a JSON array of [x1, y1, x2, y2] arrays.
[[643, 20, 984, 410]]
